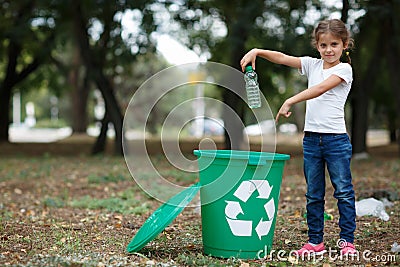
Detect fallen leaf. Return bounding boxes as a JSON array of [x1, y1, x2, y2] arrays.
[[294, 210, 301, 218], [14, 188, 22, 194], [146, 260, 155, 266], [288, 255, 298, 264], [114, 215, 123, 220], [284, 196, 292, 201], [26, 210, 35, 216]]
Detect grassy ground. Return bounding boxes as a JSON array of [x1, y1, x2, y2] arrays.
[[0, 135, 399, 266]]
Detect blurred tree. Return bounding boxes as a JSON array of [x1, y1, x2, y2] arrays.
[[202, 0, 266, 149], [0, 0, 55, 142], [350, 0, 400, 156], [383, 0, 400, 155], [2, 0, 399, 156], [50, 40, 90, 134], [0, 0, 158, 155], [68, 0, 124, 155], [66, 0, 159, 155]]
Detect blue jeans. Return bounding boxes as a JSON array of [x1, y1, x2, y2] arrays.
[[303, 132, 356, 244]]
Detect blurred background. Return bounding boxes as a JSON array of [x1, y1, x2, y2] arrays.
[[0, 0, 399, 156]]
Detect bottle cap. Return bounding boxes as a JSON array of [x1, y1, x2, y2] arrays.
[[245, 65, 253, 72]]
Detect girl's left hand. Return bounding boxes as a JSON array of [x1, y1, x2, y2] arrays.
[[275, 100, 292, 123]]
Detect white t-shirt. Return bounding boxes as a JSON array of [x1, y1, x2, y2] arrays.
[[299, 56, 353, 133]]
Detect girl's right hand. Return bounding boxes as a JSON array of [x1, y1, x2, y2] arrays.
[[240, 48, 258, 72]]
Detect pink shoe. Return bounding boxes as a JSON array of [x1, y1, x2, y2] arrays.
[[340, 242, 357, 256], [295, 242, 326, 256]]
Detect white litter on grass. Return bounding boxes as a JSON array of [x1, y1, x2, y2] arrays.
[[391, 242, 400, 253], [355, 197, 392, 221]]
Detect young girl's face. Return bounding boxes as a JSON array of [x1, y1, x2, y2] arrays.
[[316, 32, 348, 68]]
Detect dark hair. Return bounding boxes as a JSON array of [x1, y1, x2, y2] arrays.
[[312, 19, 354, 64]]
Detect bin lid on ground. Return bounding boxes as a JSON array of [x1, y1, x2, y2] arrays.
[[126, 182, 200, 253]]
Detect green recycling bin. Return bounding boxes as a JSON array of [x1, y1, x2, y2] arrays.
[[193, 150, 290, 259]]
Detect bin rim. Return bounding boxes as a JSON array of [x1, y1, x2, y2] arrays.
[[193, 149, 290, 161]]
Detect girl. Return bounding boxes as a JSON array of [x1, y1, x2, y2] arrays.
[[240, 19, 357, 256]]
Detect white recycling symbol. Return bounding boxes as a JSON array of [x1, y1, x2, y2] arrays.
[[225, 180, 275, 240]]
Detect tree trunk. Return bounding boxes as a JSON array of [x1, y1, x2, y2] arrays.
[[0, 84, 12, 142], [222, 22, 246, 150], [222, 90, 244, 150], [0, 42, 20, 142], [351, 48, 381, 154], [71, 0, 123, 155], [70, 73, 89, 133], [92, 111, 110, 154], [92, 70, 124, 155], [222, 56, 245, 149], [350, 76, 368, 154], [350, 4, 386, 155], [341, 0, 349, 23], [220, 2, 264, 150], [70, 46, 89, 133], [222, 25, 249, 149], [0, 40, 42, 142], [384, 7, 400, 156], [389, 130, 397, 144], [0, 3, 35, 142]]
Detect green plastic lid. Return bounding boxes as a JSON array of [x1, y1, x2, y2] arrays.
[[126, 183, 200, 253], [245, 65, 253, 72]]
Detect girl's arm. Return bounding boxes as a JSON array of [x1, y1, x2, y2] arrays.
[[275, 74, 343, 122], [240, 48, 301, 71]]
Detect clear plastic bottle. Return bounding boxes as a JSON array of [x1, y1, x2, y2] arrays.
[[373, 201, 390, 221], [244, 65, 261, 109]]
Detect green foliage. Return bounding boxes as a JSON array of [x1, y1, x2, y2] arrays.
[[70, 195, 151, 215], [70, 189, 152, 215], [87, 173, 128, 184], [157, 168, 198, 184], [176, 253, 241, 266], [43, 197, 65, 208]]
